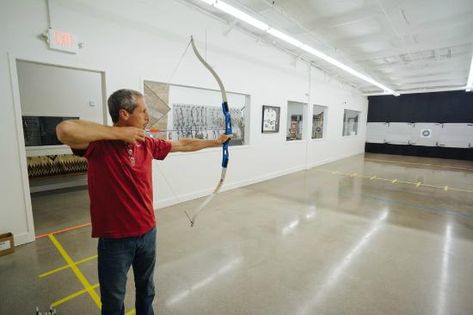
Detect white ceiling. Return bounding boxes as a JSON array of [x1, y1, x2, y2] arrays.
[[187, 0, 473, 95]]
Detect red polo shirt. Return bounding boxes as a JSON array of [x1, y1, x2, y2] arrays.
[[78, 137, 171, 238]]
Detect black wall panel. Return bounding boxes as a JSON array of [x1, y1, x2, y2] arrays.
[[365, 143, 473, 160], [368, 90, 473, 123], [366, 90, 473, 160]]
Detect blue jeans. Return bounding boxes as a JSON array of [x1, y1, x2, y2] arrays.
[[98, 228, 156, 315]]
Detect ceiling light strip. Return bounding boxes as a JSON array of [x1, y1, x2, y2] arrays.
[[197, 0, 399, 96], [213, 1, 269, 31], [267, 28, 303, 47]]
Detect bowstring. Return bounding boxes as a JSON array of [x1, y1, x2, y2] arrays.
[[167, 39, 192, 84], [151, 39, 193, 212], [144, 38, 192, 117]]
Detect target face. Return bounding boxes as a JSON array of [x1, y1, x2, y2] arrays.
[[421, 129, 432, 138]]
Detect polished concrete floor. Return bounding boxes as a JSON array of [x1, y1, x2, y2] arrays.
[[1, 153, 473, 315]]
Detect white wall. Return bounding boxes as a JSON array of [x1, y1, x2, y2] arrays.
[[0, 0, 368, 245]]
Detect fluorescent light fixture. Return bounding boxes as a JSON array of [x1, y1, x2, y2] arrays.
[[199, 0, 216, 4], [466, 54, 473, 92], [213, 1, 269, 31], [197, 0, 399, 95], [267, 28, 303, 47], [301, 45, 399, 95]]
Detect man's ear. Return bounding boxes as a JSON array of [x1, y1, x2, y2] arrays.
[[118, 108, 130, 121]]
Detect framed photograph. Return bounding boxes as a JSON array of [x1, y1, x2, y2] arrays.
[[261, 105, 280, 133]]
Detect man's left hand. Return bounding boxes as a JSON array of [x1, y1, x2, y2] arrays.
[[216, 134, 232, 145]]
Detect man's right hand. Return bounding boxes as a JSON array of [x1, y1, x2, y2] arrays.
[[119, 127, 146, 144]]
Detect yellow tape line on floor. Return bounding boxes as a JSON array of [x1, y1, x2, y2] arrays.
[[39, 255, 98, 278], [449, 187, 473, 193], [48, 234, 101, 308], [315, 168, 473, 193], [364, 158, 473, 172], [51, 283, 100, 308], [397, 180, 417, 185], [51, 282, 135, 314]]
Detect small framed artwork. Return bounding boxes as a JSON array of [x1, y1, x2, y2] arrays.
[[261, 105, 280, 133]]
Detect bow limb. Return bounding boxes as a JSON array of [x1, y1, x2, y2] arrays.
[[185, 36, 232, 227], [190, 36, 228, 103]]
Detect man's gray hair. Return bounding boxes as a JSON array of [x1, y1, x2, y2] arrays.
[[108, 89, 143, 123]]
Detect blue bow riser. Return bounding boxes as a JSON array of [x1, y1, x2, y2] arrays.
[[221, 101, 232, 168]]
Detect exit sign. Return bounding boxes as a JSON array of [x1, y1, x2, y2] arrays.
[[48, 29, 79, 54]]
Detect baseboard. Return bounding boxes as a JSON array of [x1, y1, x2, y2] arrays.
[[306, 151, 364, 169], [13, 231, 35, 246]]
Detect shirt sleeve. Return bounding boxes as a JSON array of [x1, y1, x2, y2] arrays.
[[71, 148, 87, 157], [149, 138, 172, 160], [72, 141, 100, 160]]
